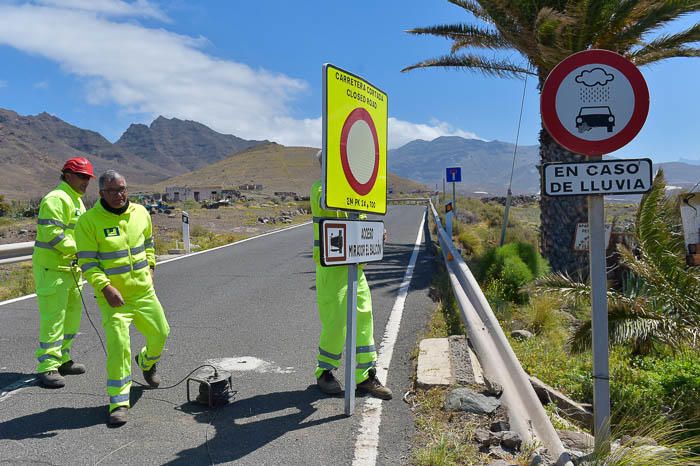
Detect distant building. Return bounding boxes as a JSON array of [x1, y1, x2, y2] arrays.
[[164, 185, 223, 202], [239, 184, 263, 191]]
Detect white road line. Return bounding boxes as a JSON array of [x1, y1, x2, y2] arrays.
[[0, 221, 311, 307], [353, 211, 426, 466]]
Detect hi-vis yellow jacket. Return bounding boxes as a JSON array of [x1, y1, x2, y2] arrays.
[[32, 181, 86, 270], [311, 179, 365, 266], [75, 201, 156, 298]]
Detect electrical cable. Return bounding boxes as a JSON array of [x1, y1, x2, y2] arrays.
[[70, 268, 231, 397], [71, 267, 107, 356], [507, 72, 528, 195], [499, 71, 529, 246]]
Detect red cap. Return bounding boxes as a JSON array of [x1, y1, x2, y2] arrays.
[[62, 157, 95, 178]]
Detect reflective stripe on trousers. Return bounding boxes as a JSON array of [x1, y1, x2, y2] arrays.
[[33, 264, 83, 373], [314, 264, 377, 384], [98, 289, 170, 411]]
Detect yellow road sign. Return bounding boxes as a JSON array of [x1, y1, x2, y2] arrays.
[[323, 64, 387, 214]]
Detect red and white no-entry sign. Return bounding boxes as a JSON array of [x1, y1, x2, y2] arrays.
[[541, 49, 649, 156], [340, 107, 379, 196]]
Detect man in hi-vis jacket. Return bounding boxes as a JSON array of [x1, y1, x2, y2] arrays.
[[33, 157, 93, 389], [311, 150, 391, 400], [75, 170, 170, 427]]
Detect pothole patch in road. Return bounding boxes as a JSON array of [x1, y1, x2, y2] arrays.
[[205, 357, 295, 374]]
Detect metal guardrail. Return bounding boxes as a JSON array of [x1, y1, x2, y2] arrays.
[[427, 198, 572, 466], [0, 241, 33, 265]]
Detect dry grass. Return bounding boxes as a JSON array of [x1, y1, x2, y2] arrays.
[[0, 262, 34, 301]]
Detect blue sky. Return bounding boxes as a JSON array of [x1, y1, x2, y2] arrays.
[[0, 0, 697, 162]]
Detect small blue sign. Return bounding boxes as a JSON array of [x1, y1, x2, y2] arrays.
[[446, 167, 462, 183]]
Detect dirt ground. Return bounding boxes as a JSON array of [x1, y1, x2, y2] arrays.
[[0, 197, 311, 246]]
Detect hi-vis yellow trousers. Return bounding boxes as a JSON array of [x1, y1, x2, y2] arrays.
[[97, 289, 169, 411], [33, 264, 83, 373], [314, 265, 377, 384]]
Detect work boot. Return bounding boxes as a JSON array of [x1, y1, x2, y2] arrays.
[[317, 370, 342, 395], [356, 368, 392, 400], [37, 370, 65, 389], [58, 360, 86, 376], [136, 354, 161, 388], [108, 407, 128, 427]]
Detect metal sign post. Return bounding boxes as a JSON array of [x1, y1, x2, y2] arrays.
[[587, 169, 610, 443], [345, 214, 359, 415], [182, 211, 191, 254], [445, 201, 454, 245], [446, 167, 461, 221], [541, 49, 649, 452]]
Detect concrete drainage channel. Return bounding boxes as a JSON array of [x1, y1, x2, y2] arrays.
[[420, 199, 575, 466]]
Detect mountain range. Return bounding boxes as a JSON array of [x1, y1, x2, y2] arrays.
[[1, 108, 699, 199], [389, 136, 700, 195], [0, 109, 267, 199], [388, 137, 540, 194]]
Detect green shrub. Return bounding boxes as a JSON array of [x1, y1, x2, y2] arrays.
[[610, 352, 700, 434], [182, 200, 198, 210], [457, 228, 484, 257], [479, 242, 549, 303], [521, 294, 564, 336]]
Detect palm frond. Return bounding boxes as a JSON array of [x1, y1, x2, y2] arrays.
[[575, 0, 620, 48], [447, 0, 493, 23], [401, 53, 535, 78], [632, 46, 700, 66], [639, 23, 700, 52], [405, 24, 511, 51], [535, 7, 576, 49], [611, 0, 700, 52], [530, 272, 635, 307], [594, 0, 647, 46], [568, 304, 675, 354]]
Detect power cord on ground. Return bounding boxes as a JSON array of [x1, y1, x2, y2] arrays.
[[70, 269, 224, 392]]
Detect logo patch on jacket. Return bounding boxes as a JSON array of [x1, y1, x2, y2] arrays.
[[104, 227, 120, 237]]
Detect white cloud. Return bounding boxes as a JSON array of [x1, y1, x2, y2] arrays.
[[0, 3, 481, 149], [33, 80, 48, 88], [34, 0, 168, 21], [0, 80, 7, 88], [388, 117, 484, 149]]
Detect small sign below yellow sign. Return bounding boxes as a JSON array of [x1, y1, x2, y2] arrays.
[[322, 64, 387, 215], [319, 219, 385, 267]]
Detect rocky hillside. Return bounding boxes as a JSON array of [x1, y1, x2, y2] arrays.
[[115, 116, 268, 174], [0, 110, 266, 199], [0, 109, 173, 199]]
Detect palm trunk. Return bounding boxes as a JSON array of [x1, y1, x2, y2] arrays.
[[539, 126, 590, 277]]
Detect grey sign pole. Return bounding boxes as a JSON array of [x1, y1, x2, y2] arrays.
[[442, 177, 446, 204], [344, 212, 359, 416], [588, 156, 610, 451], [182, 211, 191, 254]]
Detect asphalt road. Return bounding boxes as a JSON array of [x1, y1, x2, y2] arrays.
[[0, 204, 436, 466]]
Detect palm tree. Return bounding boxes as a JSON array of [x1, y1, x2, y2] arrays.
[[533, 171, 700, 355], [403, 0, 700, 275]]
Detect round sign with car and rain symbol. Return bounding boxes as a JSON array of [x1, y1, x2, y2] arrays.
[[541, 50, 649, 156]]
